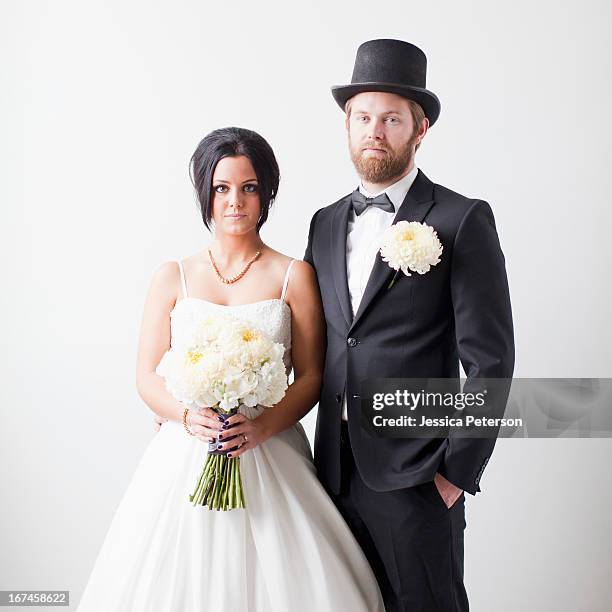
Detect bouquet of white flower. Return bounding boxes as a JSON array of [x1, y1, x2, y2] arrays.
[[155, 313, 288, 510]]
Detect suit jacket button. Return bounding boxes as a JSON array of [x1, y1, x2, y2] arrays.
[[347, 337, 358, 347]]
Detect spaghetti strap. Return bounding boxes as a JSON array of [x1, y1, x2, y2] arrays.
[[177, 260, 188, 298], [280, 259, 296, 303]]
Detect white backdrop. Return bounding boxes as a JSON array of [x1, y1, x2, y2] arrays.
[[2, 1, 611, 610]]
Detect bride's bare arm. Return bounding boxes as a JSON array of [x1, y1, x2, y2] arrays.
[[135, 262, 222, 439], [218, 260, 325, 455]]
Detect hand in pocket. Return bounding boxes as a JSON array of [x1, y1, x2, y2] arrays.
[[434, 472, 464, 509]]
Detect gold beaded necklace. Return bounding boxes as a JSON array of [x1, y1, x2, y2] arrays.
[[208, 249, 261, 285]]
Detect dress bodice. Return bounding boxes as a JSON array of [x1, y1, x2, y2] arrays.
[[169, 297, 293, 375], [167, 257, 296, 376]]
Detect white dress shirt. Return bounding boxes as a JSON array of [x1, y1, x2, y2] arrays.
[[342, 165, 419, 420]]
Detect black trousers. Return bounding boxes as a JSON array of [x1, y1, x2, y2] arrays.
[[329, 422, 469, 612]]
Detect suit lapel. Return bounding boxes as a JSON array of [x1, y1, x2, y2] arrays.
[[330, 194, 353, 327], [348, 169, 436, 334]]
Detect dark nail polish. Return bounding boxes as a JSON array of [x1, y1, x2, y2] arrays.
[[218, 434, 223, 439], [227, 453, 232, 458], [217, 415, 224, 422], [217, 444, 223, 449]]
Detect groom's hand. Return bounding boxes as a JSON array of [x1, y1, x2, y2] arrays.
[[434, 472, 464, 509]]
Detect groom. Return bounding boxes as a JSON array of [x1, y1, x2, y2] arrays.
[[304, 39, 514, 611]]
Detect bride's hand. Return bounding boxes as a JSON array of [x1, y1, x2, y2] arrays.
[[216, 413, 269, 457], [186, 407, 224, 442]]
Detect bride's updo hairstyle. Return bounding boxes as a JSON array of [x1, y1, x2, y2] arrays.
[[190, 127, 280, 233]]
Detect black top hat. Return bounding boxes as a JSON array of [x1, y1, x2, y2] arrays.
[[331, 39, 441, 126]]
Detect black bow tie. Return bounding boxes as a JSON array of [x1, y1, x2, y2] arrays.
[[351, 190, 395, 216]]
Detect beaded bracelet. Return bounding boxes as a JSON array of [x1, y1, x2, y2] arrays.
[[183, 407, 195, 436]]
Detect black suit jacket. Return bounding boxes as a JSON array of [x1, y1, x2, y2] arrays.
[[304, 169, 514, 496]]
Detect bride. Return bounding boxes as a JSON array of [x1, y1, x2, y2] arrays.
[[77, 127, 385, 611]]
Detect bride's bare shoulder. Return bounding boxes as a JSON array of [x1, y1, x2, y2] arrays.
[[267, 246, 309, 264], [257, 247, 287, 270], [147, 254, 209, 304], [152, 260, 180, 282], [267, 249, 315, 276], [261, 249, 314, 291], [147, 260, 182, 301]]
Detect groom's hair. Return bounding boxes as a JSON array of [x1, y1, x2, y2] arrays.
[[345, 96, 426, 152], [190, 127, 280, 233]]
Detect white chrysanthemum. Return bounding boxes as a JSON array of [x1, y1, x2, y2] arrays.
[[155, 346, 209, 407], [193, 314, 234, 347], [156, 314, 288, 414], [379, 221, 443, 276]]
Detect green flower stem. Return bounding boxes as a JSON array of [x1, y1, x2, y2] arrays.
[[387, 269, 401, 290], [229, 457, 236, 508], [189, 451, 245, 510]]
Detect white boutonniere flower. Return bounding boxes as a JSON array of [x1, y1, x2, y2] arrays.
[[380, 221, 443, 289]]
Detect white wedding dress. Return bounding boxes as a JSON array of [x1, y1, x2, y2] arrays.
[[77, 260, 385, 612]]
